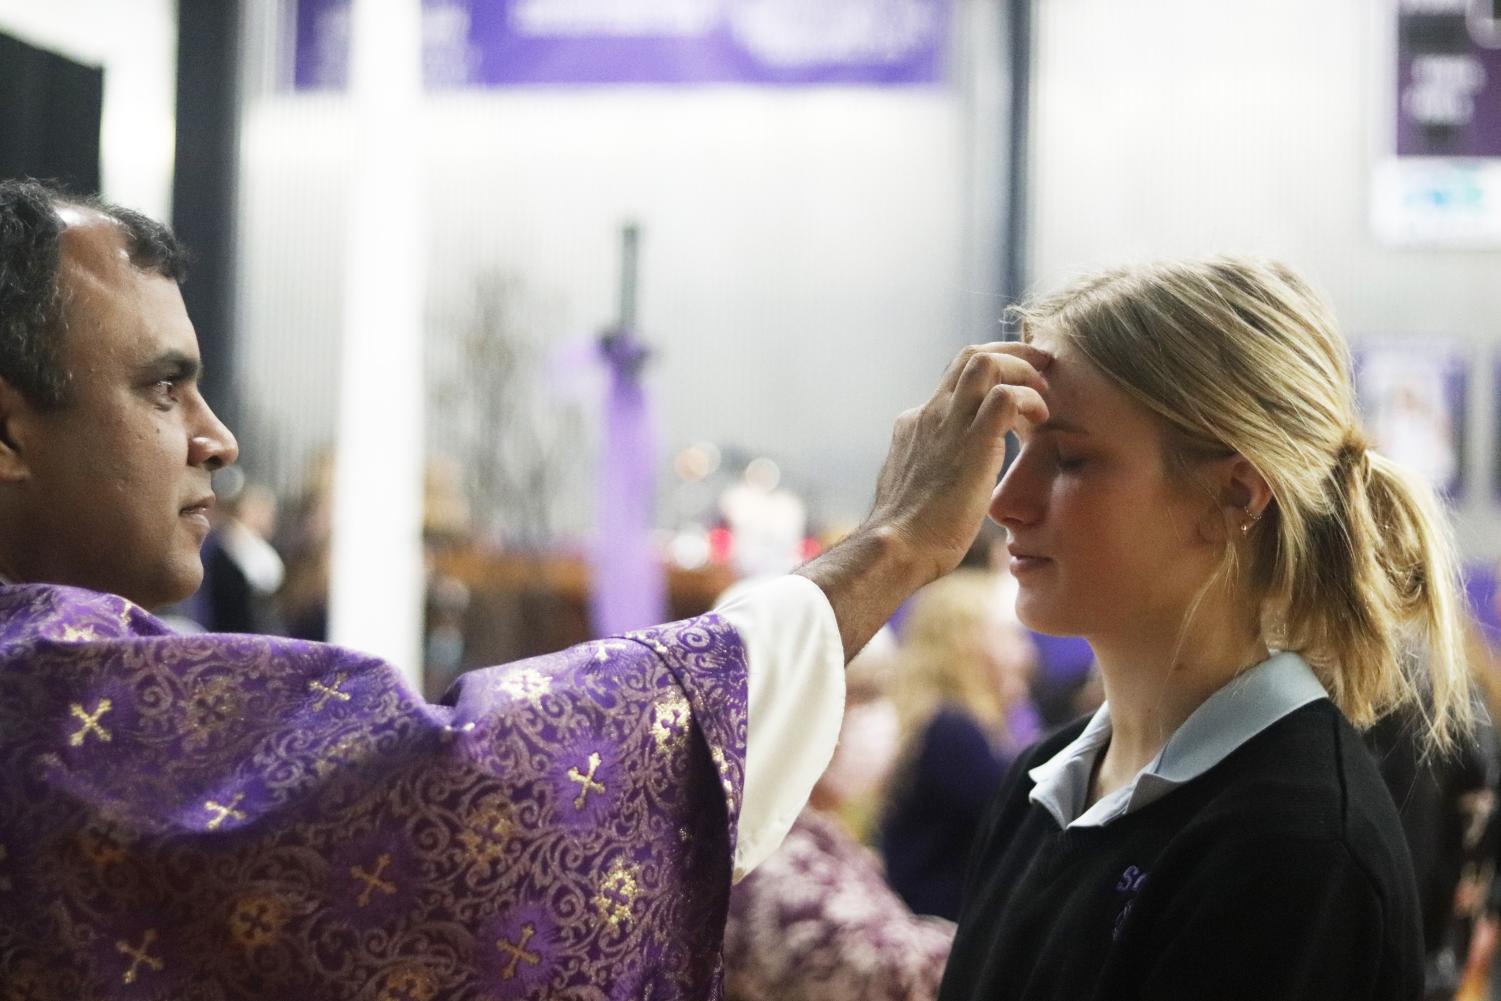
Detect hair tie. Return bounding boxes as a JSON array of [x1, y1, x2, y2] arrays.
[[1335, 433, 1370, 478]]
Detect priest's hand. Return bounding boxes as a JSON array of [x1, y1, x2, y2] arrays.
[[797, 342, 1051, 661]]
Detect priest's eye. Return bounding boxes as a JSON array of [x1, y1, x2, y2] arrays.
[[152, 379, 181, 408]]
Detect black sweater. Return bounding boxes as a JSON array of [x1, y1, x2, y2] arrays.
[[938, 700, 1423, 1000]]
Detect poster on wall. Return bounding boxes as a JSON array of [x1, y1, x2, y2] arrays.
[[1372, 0, 1501, 245], [1353, 340, 1469, 498], [294, 0, 950, 90]]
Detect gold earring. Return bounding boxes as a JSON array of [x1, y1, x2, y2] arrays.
[[1240, 505, 1262, 536]]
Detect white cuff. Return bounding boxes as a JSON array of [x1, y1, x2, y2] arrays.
[[715, 574, 845, 881]]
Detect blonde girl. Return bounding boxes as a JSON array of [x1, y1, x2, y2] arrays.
[[938, 257, 1472, 1001]]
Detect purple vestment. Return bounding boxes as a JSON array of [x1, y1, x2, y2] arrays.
[[0, 583, 749, 1000]]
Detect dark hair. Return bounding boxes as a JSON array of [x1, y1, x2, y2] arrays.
[[0, 177, 188, 409]]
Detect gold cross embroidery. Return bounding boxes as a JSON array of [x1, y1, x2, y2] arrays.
[[78, 828, 127, 869], [308, 674, 352, 711], [567, 752, 605, 810], [229, 895, 284, 947], [458, 810, 512, 865], [500, 668, 551, 702], [60, 625, 99, 643], [351, 853, 398, 907], [68, 698, 113, 747], [496, 924, 541, 979], [116, 929, 164, 984], [651, 694, 690, 749], [592, 860, 639, 931], [379, 966, 438, 1001], [204, 793, 246, 830]]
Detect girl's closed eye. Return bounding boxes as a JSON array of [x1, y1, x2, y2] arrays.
[[1055, 450, 1086, 472]]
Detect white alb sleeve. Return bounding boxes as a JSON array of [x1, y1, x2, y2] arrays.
[[714, 574, 845, 882]]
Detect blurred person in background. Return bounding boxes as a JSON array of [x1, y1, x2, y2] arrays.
[[939, 258, 1475, 1001], [1367, 637, 1499, 1000], [275, 450, 334, 641], [880, 567, 1038, 920], [724, 627, 955, 1001], [195, 468, 285, 634], [0, 179, 1051, 999]]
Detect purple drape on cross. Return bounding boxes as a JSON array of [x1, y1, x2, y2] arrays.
[[591, 331, 669, 638], [0, 582, 748, 999]]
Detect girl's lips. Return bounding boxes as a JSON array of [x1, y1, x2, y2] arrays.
[[1008, 552, 1051, 573]]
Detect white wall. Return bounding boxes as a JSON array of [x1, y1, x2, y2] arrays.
[[234, 0, 1009, 540], [1030, 0, 1501, 557], [0, 0, 177, 218]]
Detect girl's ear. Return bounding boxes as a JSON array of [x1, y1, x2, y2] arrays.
[[1196, 454, 1272, 544]]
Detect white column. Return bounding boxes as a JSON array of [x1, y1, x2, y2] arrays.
[[328, 0, 426, 685]]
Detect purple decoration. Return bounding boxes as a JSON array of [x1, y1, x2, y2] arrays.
[[1030, 631, 1096, 687], [1396, 6, 1501, 158], [590, 331, 669, 638], [0, 582, 749, 998], [294, 0, 950, 90], [1464, 561, 1501, 647]]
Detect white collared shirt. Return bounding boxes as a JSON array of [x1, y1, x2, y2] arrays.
[[1028, 652, 1330, 829]]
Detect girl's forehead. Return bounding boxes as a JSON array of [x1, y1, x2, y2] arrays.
[[1037, 346, 1163, 439]]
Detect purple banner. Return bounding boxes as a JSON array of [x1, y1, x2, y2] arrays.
[[295, 0, 949, 89], [1396, 1, 1501, 158]]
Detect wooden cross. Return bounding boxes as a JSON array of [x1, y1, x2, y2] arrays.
[[204, 792, 246, 830], [567, 752, 605, 810], [308, 673, 352, 711], [116, 929, 164, 984], [496, 924, 541, 979], [351, 853, 397, 907], [68, 698, 113, 747]]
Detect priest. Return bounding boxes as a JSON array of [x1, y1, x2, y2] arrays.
[[0, 178, 1050, 999]]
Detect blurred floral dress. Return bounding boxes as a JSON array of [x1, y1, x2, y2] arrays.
[[724, 807, 955, 1001]]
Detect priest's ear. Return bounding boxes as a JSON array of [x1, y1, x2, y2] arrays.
[[0, 377, 33, 483]]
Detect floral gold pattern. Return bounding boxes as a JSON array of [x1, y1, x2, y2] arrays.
[[0, 582, 749, 998]]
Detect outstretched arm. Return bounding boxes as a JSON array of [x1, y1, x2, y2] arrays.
[[798, 342, 1050, 661]]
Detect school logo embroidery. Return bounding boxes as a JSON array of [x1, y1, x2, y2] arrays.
[[1113, 864, 1148, 940]]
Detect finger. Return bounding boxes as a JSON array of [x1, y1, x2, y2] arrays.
[[967, 340, 1054, 372], [938, 341, 1053, 396], [954, 352, 1049, 408], [973, 383, 1048, 437], [936, 345, 984, 395]]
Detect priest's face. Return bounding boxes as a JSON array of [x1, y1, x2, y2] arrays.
[[0, 212, 238, 608]]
